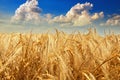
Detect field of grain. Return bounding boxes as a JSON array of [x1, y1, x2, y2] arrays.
[[0, 29, 119, 80]]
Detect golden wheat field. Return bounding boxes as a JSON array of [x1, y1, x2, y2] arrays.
[[0, 29, 119, 80]]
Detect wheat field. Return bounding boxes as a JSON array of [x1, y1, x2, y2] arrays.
[[0, 29, 119, 80]]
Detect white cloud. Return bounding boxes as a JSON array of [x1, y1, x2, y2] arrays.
[[11, 1, 104, 27], [52, 2, 104, 27], [101, 15, 120, 26], [11, 0, 41, 24], [91, 12, 104, 20], [43, 13, 53, 22]]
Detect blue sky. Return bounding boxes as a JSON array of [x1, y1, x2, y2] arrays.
[[0, 0, 120, 15], [0, 0, 120, 34]]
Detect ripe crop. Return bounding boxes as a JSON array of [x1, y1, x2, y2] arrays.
[[0, 29, 119, 80]]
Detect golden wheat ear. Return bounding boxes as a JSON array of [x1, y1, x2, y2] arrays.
[[0, 30, 119, 80]]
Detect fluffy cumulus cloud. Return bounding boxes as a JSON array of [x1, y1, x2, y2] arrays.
[[11, 1, 104, 27], [11, 0, 41, 24], [101, 15, 120, 26], [52, 2, 104, 27]]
